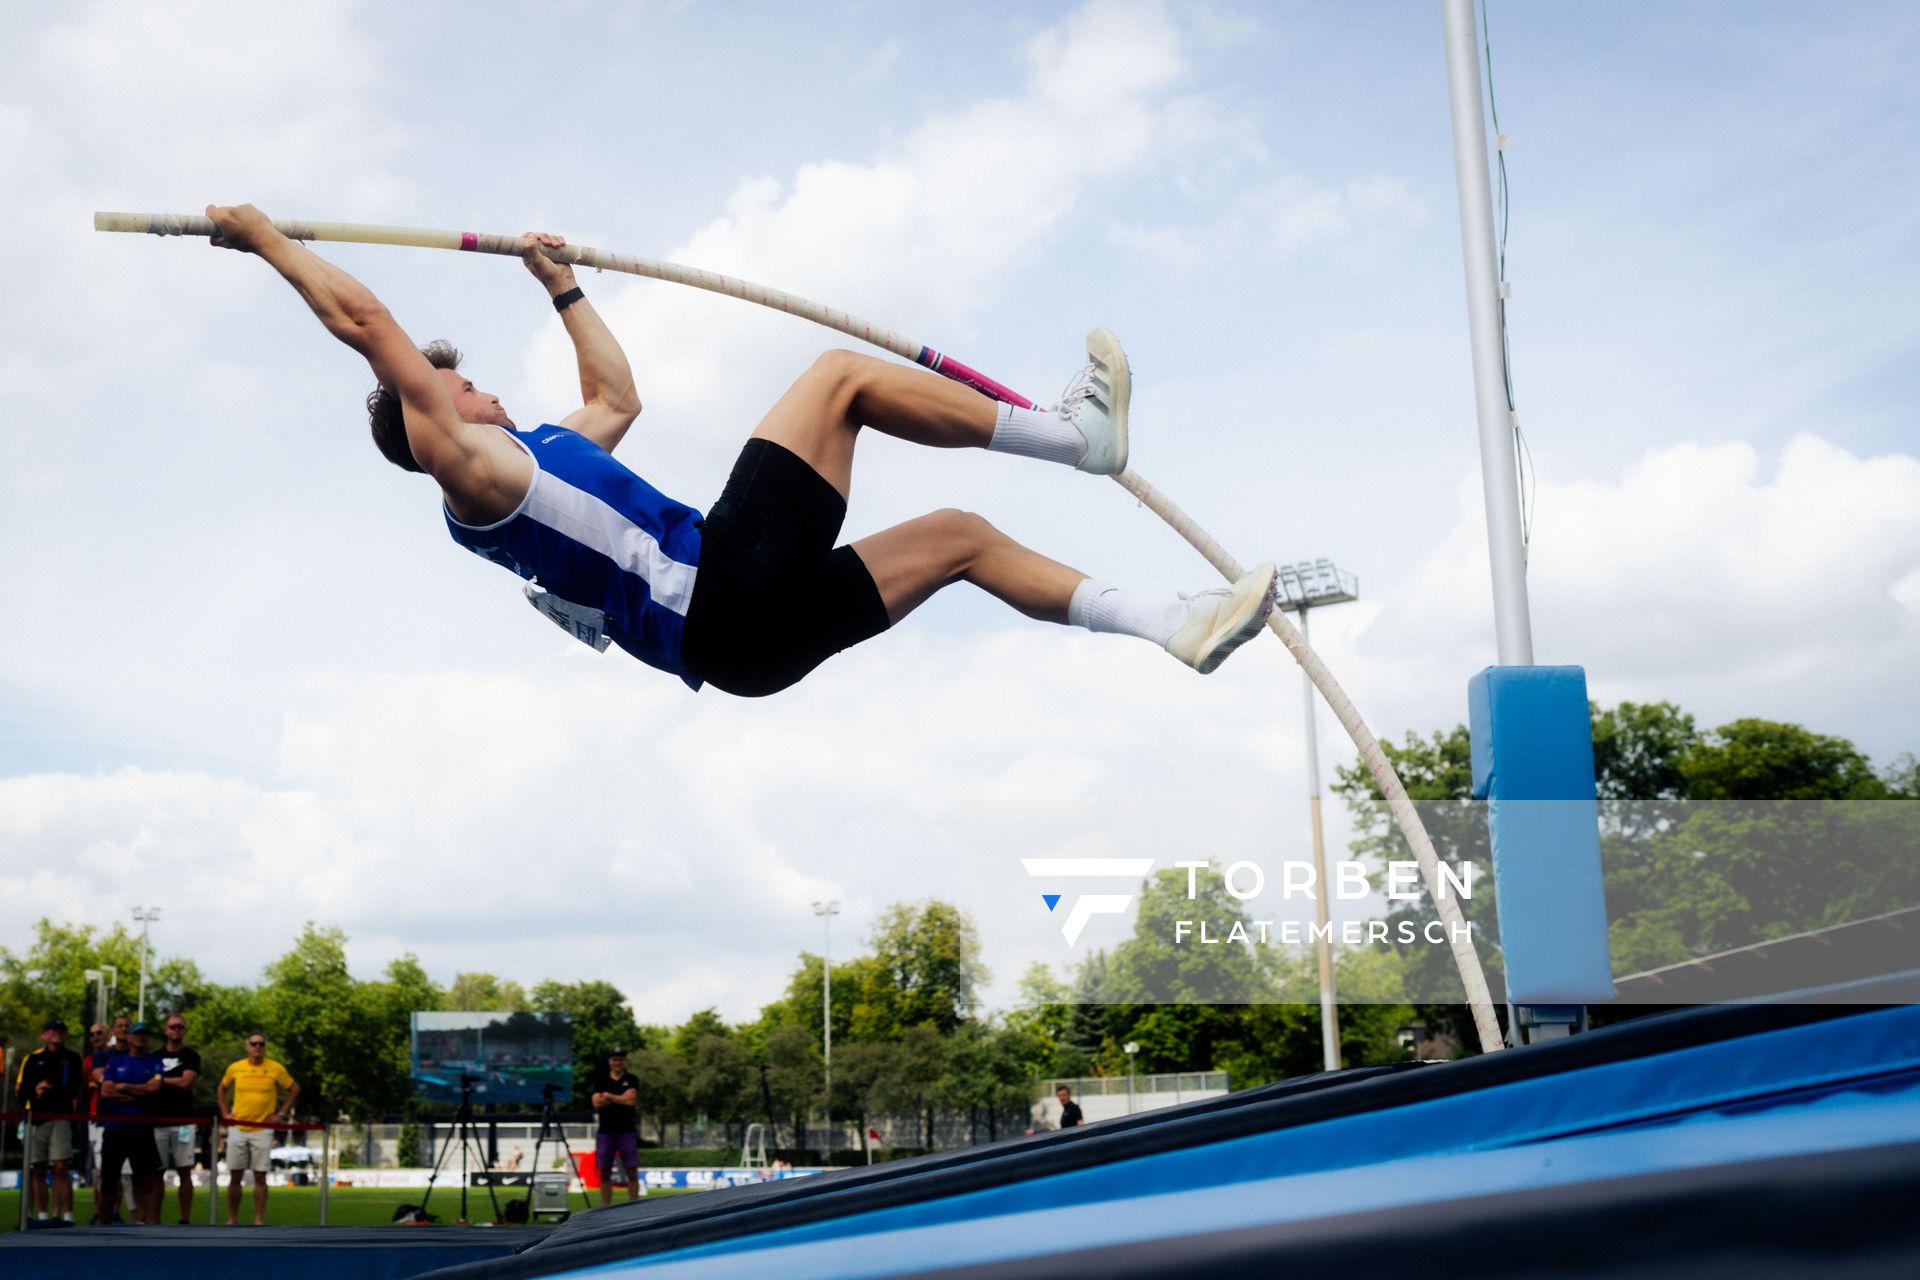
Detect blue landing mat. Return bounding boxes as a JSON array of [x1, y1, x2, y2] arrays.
[[0, 1224, 543, 1280]]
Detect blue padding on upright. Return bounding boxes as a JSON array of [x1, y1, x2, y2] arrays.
[[1467, 665, 1614, 1002], [568, 1006, 1920, 1277]]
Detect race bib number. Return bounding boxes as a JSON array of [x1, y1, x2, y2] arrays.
[[523, 583, 612, 653]]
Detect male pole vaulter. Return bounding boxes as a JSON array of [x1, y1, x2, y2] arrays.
[[206, 203, 1276, 696]]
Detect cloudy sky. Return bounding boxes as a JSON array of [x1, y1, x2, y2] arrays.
[[2, 1, 1915, 1023]]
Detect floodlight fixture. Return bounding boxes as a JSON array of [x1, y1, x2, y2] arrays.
[[1272, 559, 1359, 613]]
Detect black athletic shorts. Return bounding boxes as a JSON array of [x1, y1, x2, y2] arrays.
[[681, 439, 891, 697], [100, 1125, 160, 1177]]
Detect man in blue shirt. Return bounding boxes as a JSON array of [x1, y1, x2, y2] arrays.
[[205, 203, 1278, 696], [98, 1022, 165, 1225]]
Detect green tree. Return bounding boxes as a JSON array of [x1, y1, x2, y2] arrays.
[[830, 1040, 899, 1157], [1592, 701, 1700, 803], [1000, 964, 1086, 1078], [669, 1008, 730, 1061], [255, 924, 371, 1120], [350, 954, 441, 1117], [935, 1021, 1031, 1143], [627, 1045, 689, 1145], [878, 1023, 947, 1149], [769, 952, 880, 1043], [1882, 753, 1920, 798], [854, 901, 987, 1039], [0, 919, 203, 1048], [762, 1023, 823, 1146], [1682, 719, 1891, 800], [446, 972, 528, 1011], [530, 979, 644, 1104], [685, 1032, 753, 1146], [1107, 865, 1275, 1006]]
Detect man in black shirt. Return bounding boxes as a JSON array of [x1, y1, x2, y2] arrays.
[[588, 1049, 644, 1205], [15, 1017, 85, 1223], [1055, 1084, 1084, 1129], [153, 1013, 203, 1225]]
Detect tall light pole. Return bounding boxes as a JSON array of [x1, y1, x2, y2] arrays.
[[85, 966, 119, 1030], [133, 906, 162, 1023], [84, 969, 106, 1029], [1123, 1041, 1139, 1115], [812, 900, 839, 1152], [1276, 560, 1360, 1074]]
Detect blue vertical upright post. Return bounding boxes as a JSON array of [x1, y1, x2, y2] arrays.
[[1444, 0, 1612, 1040], [1469, 667, 1615, 1035]]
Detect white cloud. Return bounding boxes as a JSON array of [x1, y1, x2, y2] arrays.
[[13, 431, 1906, 1021], [0, 628, 1308, 1021], [1107, 173, 1427, 274], [1342, 434, 1920, 748], [0, 0, 411, 396], [521, 0, 1193, 497]]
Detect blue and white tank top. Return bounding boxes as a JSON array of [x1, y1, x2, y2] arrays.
[[445, 425, 704, 687]]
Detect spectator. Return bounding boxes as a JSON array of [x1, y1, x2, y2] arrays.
[[588, 1048, 644, 1205], [154, 1012, 203, 1225], [15, 1017, 85, 1223], [217, 1031, 297, 1226], [108, 1013, 131, 1053], [80, 1022, 110, 1221], [99, 1021, 165, 1225], [1055, 1085, 1083, 1129]]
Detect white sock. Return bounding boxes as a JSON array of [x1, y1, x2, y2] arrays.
[[987, 402, 1086, 467], [1068, 579, 1187, 647]]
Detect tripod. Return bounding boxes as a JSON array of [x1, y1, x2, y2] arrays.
[[419, 1077, 500, 1224], [526, 1082, 588, 1218]]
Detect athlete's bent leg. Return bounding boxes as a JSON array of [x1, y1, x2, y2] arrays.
[[750, 335, 1129, 500], [851, 511, 1279, 674], [853, 509, 1085, 625], [750, 351, 999, 500]]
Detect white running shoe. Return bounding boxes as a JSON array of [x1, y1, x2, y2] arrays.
[[1166, 563, 1278, 674], [1060, 328, 1130, 475]]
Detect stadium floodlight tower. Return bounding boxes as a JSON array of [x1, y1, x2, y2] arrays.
[[133, 906, 162, 1022], [1274, 561, 1360, 1073], [812, 900, 839, 1153]]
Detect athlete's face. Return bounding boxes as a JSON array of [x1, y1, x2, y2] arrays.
[[438, 367, 515, 428]]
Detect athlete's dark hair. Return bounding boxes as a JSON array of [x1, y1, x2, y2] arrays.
[[366, 340, 463, 473]]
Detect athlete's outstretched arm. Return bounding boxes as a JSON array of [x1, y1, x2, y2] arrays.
[[206, 204, 503, 500], [521, 232, 642, 453]]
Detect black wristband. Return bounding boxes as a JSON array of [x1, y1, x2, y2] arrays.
[[552, 286, 585, 313]]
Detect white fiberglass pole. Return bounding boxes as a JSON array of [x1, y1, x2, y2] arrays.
[[95, 210, 1505, 1055], [1441, 0, 1534, 666]]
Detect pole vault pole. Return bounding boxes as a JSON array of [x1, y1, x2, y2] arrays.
[[94, 211, 1504, 1055]]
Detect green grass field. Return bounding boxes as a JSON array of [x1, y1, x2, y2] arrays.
[[0, 1184, 692, 1231]]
